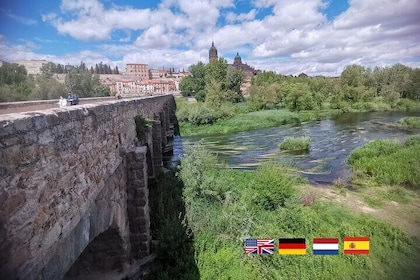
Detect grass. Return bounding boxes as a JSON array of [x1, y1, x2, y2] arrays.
[[176, 98, 420, 137], [399, 117, 420, 128], [279, 136, 311, 151], [348, 135, 420, 188], [179, 108, 339, 136], [171, 143, 420, 280]]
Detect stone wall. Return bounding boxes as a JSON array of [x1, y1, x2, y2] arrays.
[[0, 95, 176, 279]]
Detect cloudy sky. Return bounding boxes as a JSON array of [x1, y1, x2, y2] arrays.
[[0, 0, 419, 76]]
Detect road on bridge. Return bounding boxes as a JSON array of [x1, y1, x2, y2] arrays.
[[0, 98, 118, 115]]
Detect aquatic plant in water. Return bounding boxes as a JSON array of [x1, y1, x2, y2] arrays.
[[279, 136, 311, 151]]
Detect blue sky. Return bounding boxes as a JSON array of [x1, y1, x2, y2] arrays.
[[0, 0, 419, 76]]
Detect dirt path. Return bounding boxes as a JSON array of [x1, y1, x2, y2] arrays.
[[312, 185, 420, 237]]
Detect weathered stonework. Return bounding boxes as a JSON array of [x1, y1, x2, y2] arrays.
[[0, 95, 177, 279]]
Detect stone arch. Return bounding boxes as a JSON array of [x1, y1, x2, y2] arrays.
[[64, 228, 128, 279]]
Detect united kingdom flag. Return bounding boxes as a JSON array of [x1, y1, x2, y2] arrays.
[[245, 239, 274, 255]]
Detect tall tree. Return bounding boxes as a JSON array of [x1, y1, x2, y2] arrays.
[[205, 58, 228, 86], [179, 61, 206, 99]]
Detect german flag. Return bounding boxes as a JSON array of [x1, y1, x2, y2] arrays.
[[344, 237, 370, 254], [278, 238, 306, 255]]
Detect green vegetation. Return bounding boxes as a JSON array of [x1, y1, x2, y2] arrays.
[[348, 136, 420, 188], [134, 116, 152, 142], [0, 61, 111, 102], [399, 117, 420, 128], [279, 136, 311, 151], [177, 98, 340, 136], [155, 143, 420, 280], [177, 62, 420, 137], [147, 170, 199, 280], [179, 58, 245, 103]]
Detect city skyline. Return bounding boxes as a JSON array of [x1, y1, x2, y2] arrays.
[[0, 0, 419, 76]]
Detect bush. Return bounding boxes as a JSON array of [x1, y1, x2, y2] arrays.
[[405, 135, 420, 146], [188, 105, 218, 125], [279, 136, 311, 151], [393, 99, 420, 111], [134, 115, 151, 142], [399, 117, 420, 129], [250, 162, 299, 210]]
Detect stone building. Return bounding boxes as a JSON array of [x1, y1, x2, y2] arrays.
[[209, 41, 218, 62], [12, 59, 49, 75], [208, 43, 259, 78], [231, 52, 259, 78], [126, 63, 149, 80]]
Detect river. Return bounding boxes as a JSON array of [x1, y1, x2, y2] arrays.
[[167, 111, 420, 185]]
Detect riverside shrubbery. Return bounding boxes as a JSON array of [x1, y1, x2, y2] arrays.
[[173, 143, 420, 279], [349, 136, 420, 187], [176, 100, 237, 125], [399, 117, 420, 128]]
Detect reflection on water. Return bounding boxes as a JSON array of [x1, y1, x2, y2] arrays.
[[169, 111, 420, 185]]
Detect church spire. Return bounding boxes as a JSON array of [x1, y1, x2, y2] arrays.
[[209, 41, 218, 62]]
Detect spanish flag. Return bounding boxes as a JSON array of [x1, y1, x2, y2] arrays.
[[344, 236, 370, 254], [278, 238, 306, 255]]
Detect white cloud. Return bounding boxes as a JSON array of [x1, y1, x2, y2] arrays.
[[6, 0, 420, 76], [225, 9, 257, 23]]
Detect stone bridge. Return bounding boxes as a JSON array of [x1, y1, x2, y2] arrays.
[[0, 95, 178, 279]]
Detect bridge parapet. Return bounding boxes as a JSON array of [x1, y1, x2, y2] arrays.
[[0, 95, 177, 279]]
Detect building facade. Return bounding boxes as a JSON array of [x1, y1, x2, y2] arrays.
[[12, 60, 49, 75], [126, 64, 149, 80]]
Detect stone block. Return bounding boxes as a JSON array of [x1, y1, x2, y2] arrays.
[[134, 198, 147, 207], [0, 120, 16, 137], [127, 205, 137, 217], [6, 192, 26, 215], [13, 117, 34, 132], [38, 130, 54, 145]]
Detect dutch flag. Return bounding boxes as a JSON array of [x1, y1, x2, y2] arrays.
[[313, 238, 339, 255]]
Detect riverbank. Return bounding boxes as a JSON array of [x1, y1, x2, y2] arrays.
[[177, 98, 420, 137], [180, 107, 341, 136], [147, 143, 420, 279]]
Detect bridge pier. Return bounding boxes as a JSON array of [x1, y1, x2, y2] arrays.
[[126, 146, 151, 259]]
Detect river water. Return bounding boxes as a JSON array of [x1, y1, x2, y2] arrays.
[[167, 111, 420, 185]]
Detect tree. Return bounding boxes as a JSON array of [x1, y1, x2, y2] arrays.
[[179, 62, 206, 99], [40, 62, 56, 79], [225, 67, 246, 100], [340, 64, 370, 87], [205, 58, 228, 86], [248, 83, 282, 110], [0, 64, 27, 85], [251, 71, 284, 86], [282, 83, 318, 111]]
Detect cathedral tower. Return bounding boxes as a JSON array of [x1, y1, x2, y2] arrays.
[[209, 41, 218, 62]]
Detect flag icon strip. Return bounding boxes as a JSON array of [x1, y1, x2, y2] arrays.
[[343, 236, 370, 254], [245, 239, 274, 255], [278, 238, 306, 255], [313, 238, 339, 255]]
